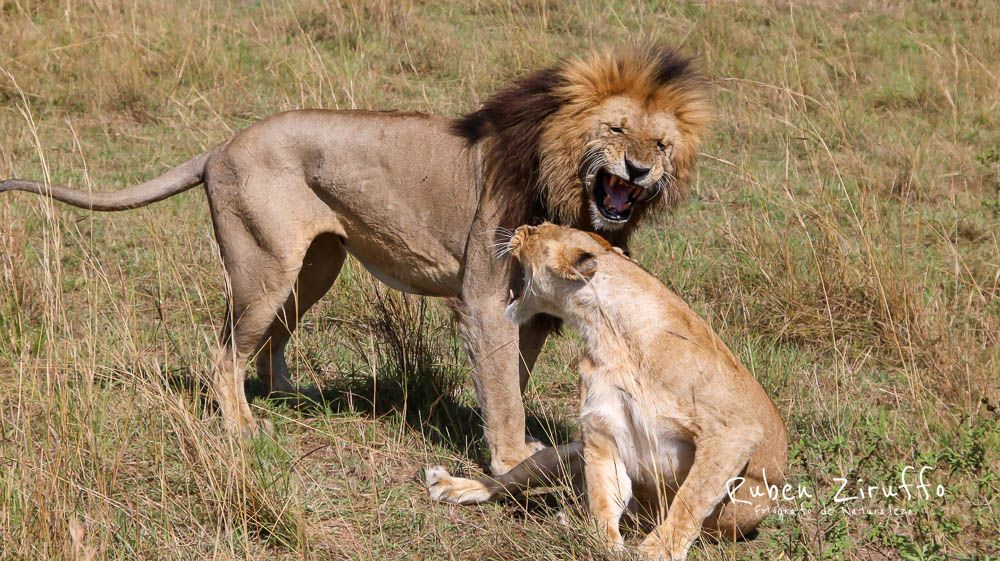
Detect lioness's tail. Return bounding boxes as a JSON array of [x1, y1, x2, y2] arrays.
[[0, 144, 223, 211], [425, 442, 583, 505]]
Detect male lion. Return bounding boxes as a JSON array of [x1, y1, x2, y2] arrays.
[[426, 225, 787, 560], [1, 44, 711, 474]]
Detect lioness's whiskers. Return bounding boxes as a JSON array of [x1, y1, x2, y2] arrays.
[[490, 227, 518, 259], [491, 242, 515, 259]]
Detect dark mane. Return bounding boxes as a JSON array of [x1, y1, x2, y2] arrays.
[[451, 43, 708, 242], [652, 47, 693, 86], [450, 67, 566, 145], [451, 66, 568, 229]]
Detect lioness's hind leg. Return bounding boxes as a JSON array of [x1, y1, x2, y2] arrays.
[[639, 433, 759, 561], [425, 443, 583, 505], [255, 233, 346, 394], [212, 281, 297, 434], [701, 473, 770, 541], [208, 344, 257, 434], [425, 466, 495, 505]]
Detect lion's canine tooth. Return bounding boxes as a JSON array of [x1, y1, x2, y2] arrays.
[[509, 289, 515, 301]]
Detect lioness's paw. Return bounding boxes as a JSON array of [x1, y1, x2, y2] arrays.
[[232, 417, 273, 440], [424, 466, 450, 490], [525, 437, 549, 454], [424, 466, 492, 505], [424, 465, 458, 503], [637, 540, 686, 561]]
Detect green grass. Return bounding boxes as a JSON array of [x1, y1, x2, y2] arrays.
[[1, 1, 997, 560]]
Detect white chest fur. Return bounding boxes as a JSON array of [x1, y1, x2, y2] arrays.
[[580, 369, 696, 493]]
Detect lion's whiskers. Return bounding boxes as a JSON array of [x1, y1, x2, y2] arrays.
[[579, 145, 608, 184]]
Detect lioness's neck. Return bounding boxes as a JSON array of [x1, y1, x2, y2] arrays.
[[564, 271, 660, 371]]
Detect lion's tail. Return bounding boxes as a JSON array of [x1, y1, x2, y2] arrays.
[[0, 144, 223, 211]]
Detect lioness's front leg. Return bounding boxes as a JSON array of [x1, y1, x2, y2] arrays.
[[583, 422, 632, 552], [639, 431, 759, 561], [456, 297, 542, 474]]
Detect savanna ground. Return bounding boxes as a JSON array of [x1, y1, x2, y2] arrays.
[[0, 1, 997, 559]]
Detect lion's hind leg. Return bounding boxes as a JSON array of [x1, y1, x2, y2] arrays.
[[254, 232, 346, 396], [206, 170, 344, 432]]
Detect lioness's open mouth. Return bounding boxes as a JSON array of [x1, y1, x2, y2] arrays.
[[593, 169, 646, 223], [508, 260, 526, 305]]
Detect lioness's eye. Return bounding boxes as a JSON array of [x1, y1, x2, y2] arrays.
[[658, 141, 671, 151], [609, 126, 624, 134]]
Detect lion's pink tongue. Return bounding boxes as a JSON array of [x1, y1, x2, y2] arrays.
[[606, 181, 631, 211]]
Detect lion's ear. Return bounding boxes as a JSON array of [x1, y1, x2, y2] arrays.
[[553, 246, 597, 280]]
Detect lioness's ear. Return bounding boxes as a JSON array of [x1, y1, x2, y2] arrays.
[[585, 232, 613, 250], [554, 247, 597, 280]]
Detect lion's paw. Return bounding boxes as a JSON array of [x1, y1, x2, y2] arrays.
[[490, 440, 547, 475]]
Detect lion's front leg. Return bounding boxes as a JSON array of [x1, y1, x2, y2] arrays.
[[518, 314, 557, 393], [456, 297, 541, 475]]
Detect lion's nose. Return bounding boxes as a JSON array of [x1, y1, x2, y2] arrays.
[[625, 157, 651, 181]]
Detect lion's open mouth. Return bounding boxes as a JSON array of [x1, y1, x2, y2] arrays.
[[593, 169, 644, 223]]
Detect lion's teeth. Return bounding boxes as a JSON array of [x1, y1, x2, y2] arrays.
[[604, 195, 612, 208], [509, 289, 515, 301]]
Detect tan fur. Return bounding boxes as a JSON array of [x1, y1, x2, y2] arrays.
[[1, 45, 711, 476], [426, 224, 788, 560], [538, 46, 713, 230]]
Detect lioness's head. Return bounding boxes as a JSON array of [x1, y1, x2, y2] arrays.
[[454, 43, 712, 237], [505, 223, 613, 324]]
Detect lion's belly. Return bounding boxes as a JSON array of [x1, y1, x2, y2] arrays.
[[347, 245, 461, 296], [334, 186, 475, 297], [300, 113, 480, 297]]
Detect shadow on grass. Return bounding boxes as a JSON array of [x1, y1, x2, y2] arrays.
[[142, 286, 575, 471], [247, 367, 575, 472]]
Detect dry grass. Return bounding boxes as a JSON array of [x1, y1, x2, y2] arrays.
[[1, 1, 997, 560]]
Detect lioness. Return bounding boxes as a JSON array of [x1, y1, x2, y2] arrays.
[[425, 224, 787, 560], [0, 44, 711, 474]]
